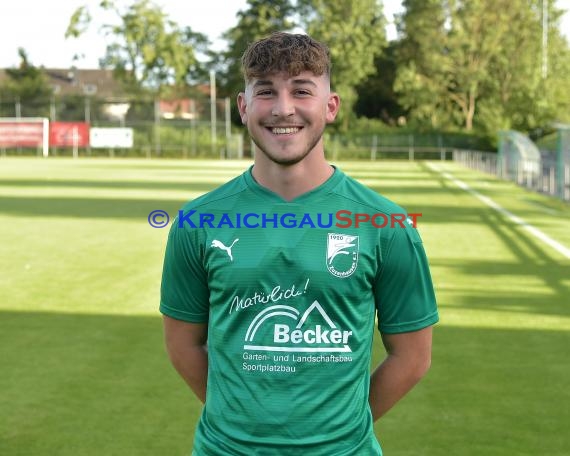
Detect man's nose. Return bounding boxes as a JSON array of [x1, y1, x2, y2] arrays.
[[271, 94, 295, 117]]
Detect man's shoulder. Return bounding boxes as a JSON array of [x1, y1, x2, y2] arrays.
[[334, 169, 406, 215], [180, 170, 249, 213]]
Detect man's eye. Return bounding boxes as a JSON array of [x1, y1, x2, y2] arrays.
[[256, 90, 272, 96], [295, 90, 311, 96]]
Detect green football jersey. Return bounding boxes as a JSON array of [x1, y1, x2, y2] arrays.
[[160, 166, 438, 455]]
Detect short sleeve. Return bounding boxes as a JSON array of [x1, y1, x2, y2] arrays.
[[159, 217, 210, 323], [374, 223, 439, 334]]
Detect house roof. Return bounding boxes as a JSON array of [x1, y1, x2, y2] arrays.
[[44, 68, 124, 98], [0, 68, 125, 99]]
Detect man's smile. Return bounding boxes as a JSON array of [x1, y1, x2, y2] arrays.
[[268, 127, 303, 135]]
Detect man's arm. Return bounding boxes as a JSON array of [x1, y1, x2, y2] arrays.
[[163, 315, 208, 403], [369, 326, 433, 421]]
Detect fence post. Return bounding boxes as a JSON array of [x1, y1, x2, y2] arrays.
[[84, 96, 92, 156], [237, 134, 243, 160], [497, 131, 505, 178], [556, 129, 565, 198], [190, 99, 197, 157], [225, 97, 231, 159], [50, 95, 58, 157], [564, 166, 570, 201], [408, 134, 414, 161], [371, 135, 377, 161], [154, 98, 161, 157]]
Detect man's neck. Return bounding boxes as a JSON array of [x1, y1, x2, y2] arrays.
[[251, 152, 334, 201]]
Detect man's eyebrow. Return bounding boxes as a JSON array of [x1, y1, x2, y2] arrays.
[[292, 79, 318, 87], [252, 80, 273, 88], [251, 78, 318, 88]]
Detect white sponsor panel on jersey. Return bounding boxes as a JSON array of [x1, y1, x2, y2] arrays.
[[243, 301, 353, 353]]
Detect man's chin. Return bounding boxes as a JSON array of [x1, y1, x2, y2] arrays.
[[254, 146, 311, 166]]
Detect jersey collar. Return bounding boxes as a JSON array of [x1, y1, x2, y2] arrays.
[[243, 165, 344, 203]]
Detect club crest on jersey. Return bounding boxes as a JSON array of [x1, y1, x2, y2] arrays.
[[326, 233, 359, 278]]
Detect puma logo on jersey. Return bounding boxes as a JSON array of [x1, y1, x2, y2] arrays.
[[211, 239, 239, 261]]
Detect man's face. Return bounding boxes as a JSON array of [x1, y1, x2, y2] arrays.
[[237, 71, 340, 166]]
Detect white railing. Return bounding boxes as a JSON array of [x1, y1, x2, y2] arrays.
[[453, 149, 570, 202]]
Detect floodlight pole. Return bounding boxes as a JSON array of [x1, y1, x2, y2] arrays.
[[210, 70, 217, 157], [542, 0, 548, 79]]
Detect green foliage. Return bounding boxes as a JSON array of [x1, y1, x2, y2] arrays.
[[394, 0, 570, 135], [354, 42, 406, 125], [216, 0, 294, 124], [130, 122, 231, 158], [0, 48, 52, 116], [392, 0, 450, 128], [324, 128, 494, 161], [55, 0, 570, 137], [66, 0, 209, 94], [53, 94, 107, 122], [65, 6, 91, 39], [299, 0, 387, 130]]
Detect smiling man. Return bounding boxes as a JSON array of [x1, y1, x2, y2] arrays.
[[236, 35, 341, 200], [160, 32, 439, 455]]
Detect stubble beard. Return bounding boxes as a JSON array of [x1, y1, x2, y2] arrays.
[[251, 124, 326, 166]]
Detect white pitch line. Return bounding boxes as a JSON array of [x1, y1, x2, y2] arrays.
[[428, 163, 570, 260]]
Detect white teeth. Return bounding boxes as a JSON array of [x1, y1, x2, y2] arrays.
[[271, 127, 300, 134]]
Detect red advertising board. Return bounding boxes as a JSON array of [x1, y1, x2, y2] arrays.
[[49, 122, 90, 147], [0, 121, 45, 147]]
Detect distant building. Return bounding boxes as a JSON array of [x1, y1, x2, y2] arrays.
[[158, 85, 211, 120], [44, 68, 124, 99], [0, 68, 213, 121], [0, 68, 124, 99]]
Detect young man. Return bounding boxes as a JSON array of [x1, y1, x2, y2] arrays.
[[160, 32, 438, 455]]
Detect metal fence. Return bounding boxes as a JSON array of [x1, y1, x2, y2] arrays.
[[0, 95, 497, 159], [453, 149, 570, 202]]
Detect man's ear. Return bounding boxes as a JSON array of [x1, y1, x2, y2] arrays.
[[237, 92, 248, 125], [325, 92, 341, 124]]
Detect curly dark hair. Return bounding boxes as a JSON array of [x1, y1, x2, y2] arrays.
[[241, 32, 331, 82]]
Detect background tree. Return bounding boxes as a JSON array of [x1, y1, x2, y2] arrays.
[[298, 0, 387, 130], [393, 0, 451, 130], [354, 41, 406, 126], [215, 0, 294, 124], [66, 0, 209, 95], [480, 0, 570, 133], [394, 0, 570, 134], [0, 48, 52, 117]]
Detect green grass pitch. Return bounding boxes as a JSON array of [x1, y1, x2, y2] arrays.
[[1, 157, 569, 455]]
